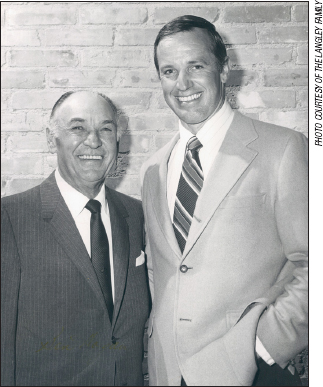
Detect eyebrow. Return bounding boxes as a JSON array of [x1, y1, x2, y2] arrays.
[[160, 59, 209, 70], [101, 120, 116, 125], [69, 118, 86, 123], [67, 118, 116, 125], [187, 59, 209, 65]]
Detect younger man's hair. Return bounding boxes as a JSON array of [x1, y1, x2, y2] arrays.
[[154, 15, 227, 73]]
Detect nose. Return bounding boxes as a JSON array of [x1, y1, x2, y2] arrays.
[[83, 130, 102, 148], [176, 70, 193, 91]]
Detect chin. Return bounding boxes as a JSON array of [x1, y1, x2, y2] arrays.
[[181, 113, 208, 125], [80, 173, 106, 182]]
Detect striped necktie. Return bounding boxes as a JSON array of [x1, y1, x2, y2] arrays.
[[173, 136, 204, 253]]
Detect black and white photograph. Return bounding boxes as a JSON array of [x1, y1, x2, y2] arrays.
[[1, 1, 313, 386]]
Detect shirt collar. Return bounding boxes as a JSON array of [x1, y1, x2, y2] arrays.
[[55, 169, 106, 218], [178, 100, 233, 145]]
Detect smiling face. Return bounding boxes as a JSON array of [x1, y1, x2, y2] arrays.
[[47, 91, 118, 197], [156, 28, 229, 134]]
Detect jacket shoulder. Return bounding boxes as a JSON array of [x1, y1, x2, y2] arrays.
[[249, 116, 307, 144], [106, 186, 143, 219], [233, 113, 308, 157], [111, 188, 142, 209], [1, 184, 42, 237], [1, 183, 41, 213], [140, 134, 177, 184]]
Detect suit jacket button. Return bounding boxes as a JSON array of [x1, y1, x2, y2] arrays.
[[111, 336, 117, 344], [180, 265, 188, 273]]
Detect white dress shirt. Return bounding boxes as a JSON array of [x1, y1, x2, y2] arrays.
[[55, 169, 115, 301], [166, 101, 275, 366]]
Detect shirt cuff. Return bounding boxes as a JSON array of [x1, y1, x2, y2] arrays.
[[256, 336, 275, 366]]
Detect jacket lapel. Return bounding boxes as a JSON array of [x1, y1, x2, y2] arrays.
[[183, 112, 259, 257], [40, 172, 110, 315], [105, 187, 130, 329], [146, 134, 182, 259]]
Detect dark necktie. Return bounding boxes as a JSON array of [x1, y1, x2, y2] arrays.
[[85, 199, 114, 322], [173, 136, 204, 253]]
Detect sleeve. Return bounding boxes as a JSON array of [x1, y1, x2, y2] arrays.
[[140, 163, 154, 303], [144, 217, 154, 303], [256, 132, 308, 368], [1, 205, 21, 386]]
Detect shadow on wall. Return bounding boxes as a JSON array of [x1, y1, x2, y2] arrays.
[[105, 108, 132, 191], [106, 107, 132, 189]]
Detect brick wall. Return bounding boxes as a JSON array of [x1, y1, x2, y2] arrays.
[[0, 1, 309, 383], [1, 1, 308, 199]]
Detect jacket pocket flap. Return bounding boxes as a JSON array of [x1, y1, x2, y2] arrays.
[[226, 302, 266, 330], [226, 310, 244, 330]]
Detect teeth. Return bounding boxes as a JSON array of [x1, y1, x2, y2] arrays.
[[177, 93, 202, 102], [79, 155, 102, 160]]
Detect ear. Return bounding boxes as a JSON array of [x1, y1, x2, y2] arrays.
[[220, 57, 230, 84], [46, 127, 57, 154]]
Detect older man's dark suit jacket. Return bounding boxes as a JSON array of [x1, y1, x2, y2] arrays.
[[1, 172, 150, 386]]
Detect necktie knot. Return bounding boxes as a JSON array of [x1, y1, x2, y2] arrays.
[[187, 136, 203, 152], [85, 199, 101, 214]]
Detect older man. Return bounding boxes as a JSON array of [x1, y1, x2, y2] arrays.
[[141, 16, 308, 386], [1, 91, 149, 386]]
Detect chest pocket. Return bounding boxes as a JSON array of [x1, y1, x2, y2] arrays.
[[219, 194, 266, 209]]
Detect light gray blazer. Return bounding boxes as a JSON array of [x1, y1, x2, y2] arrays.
[[141, 112, 308, 386]]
